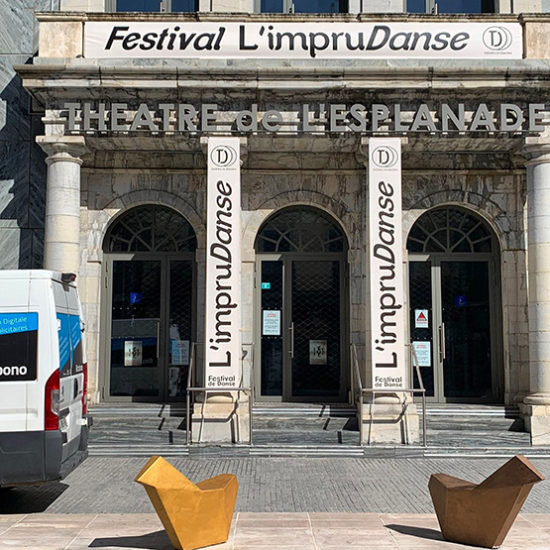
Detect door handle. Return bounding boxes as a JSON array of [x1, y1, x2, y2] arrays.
[[289, 322, 295, 359], [438, 323, 446, 362], [156, 321, 160, 359]]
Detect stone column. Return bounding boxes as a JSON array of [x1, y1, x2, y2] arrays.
[[191, 137, 250, 444], [356, 137, 419, 445], [36, 136, 88, 274], [520, 143, 550, 445]]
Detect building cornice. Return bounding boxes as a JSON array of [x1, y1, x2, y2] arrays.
[[34, 12, 526, 23]]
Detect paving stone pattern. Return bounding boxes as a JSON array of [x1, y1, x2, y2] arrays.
[[1, 512, 550, 550], [1, 457, 549, 515]]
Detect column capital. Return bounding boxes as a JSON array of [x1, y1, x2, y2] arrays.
[[36, 136, 89, 165], [523, 138, 550, 165], [355, 136, 409, 167]]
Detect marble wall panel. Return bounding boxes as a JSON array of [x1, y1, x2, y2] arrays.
[[0, 141, 30, 228], [0, 2, 37, 56], [0, 55, 32, 143], [0, 228, 21, 268]]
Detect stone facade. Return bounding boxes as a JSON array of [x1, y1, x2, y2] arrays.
[[10, 10, 550, 444], [0, 0, 58, 270]]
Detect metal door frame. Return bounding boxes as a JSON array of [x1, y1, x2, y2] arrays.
[[409, 252, 502, 403], [100, 252, 196, 402], [255, 253, 348, 403]]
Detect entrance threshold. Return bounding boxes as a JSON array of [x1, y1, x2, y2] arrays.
[[87, 403, 550, 457]]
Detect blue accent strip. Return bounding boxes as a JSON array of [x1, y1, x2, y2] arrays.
[[0, 313, 38, 335], [57, 313, 82, 372], [57, 313, 71, 371]]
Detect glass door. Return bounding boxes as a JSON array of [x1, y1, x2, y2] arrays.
[[290, 259, 342, 399], [440, 261, 492, 399], [258, 256, 345, 401], [109, 258, 163, 398], [409, 257, 495, 402], [107, 256, 194, 401]]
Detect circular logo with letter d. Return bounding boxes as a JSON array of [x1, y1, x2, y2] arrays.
[[482, 26, 513, 51], [372, 146, 398, 168], [210, 145, 238, 168]]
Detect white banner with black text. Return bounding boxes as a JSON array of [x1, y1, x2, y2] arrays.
[[205, 137, 241, 389], [84, 22, 522, 60], [368, 138, 406, 391]]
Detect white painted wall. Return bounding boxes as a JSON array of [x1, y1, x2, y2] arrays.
[[60, 0, 105, 11], [349, 0, 405, 12]]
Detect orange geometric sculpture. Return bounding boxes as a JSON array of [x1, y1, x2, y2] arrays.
[[135, 455, 238, 550], [429, 454, 544, 548]]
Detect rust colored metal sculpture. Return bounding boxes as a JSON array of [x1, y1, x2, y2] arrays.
[[429, 454, 544, 548], [135, 455, 238, 550]]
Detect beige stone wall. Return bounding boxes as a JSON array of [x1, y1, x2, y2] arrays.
[[78, 163, 528, 405], [60, 0, 105, 11]]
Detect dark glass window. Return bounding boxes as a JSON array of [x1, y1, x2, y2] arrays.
[[407, 0, 494, 12], [171, 0, 197, 11], [105, 205, 197, 253], [261, 0, 347, 12], [115, 0, 197, 11], [407, 0, 426, 12], [406, 207, 494, 254], [293, 0, 348, 12], [261, 0, 284, 11]]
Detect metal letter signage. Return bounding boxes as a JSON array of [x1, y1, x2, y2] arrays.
[[84, 22, 522, 60], [368, 138, 406, 390], [205, 137, 241, 389]]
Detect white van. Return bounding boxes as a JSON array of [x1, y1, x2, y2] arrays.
[[0, 270, 90, 487]]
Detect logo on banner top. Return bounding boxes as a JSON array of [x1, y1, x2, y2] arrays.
[[482, 26, 513, 51], [210, 145, 238, 168], [371, 146, 399, 168]]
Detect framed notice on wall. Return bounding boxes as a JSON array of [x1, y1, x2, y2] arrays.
[[262, 310, 281, 336], [309, 340, 327, 365], [124, 340, 142, 366]]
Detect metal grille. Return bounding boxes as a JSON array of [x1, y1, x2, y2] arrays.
[[168, 260, 194, 398], [407, 207, 493, 254], [256, 207, 345, 253], [292, 261, 341, 397], [106, 205, 197, 253]]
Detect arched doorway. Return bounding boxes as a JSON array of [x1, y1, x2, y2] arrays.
[[407, 206, 501, 403], [102, 205, 197, 401], [254, 206, 349, 402]]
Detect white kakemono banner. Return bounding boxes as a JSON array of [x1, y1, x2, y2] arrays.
[[205, 137, 241, 389], [84, 22, 522, 60], [368, 138, 406, 390]]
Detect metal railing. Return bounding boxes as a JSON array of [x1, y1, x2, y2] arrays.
[[351, 342, 427, 447], [185, 343, 253, 445]]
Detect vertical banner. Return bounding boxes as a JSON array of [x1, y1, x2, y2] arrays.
[[205, 137, 241, 388], [368, 138, 406, 390]]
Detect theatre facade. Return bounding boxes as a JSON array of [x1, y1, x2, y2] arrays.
[[16, 12, 550, 444]]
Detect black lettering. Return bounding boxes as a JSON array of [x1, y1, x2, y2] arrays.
[[139, 32, 157, 51], [122, 32, 141, 50], [366, 25, 390, 50], [431, 32, 450, 51], [105, 26, 129, 50], [239, 24, 258, 50], [217, 180, 232, 195], [450, 32, 469, 50]]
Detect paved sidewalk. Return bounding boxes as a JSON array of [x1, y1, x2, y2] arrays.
[[2, 457, 549, 514], [1, 512, 550, 550]]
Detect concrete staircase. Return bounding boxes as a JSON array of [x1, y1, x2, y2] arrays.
[[87, 403, 550, 458]]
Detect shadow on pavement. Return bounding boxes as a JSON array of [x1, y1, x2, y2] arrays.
[[0, 483, 68, 513], [386, 523, 443, 541], [90, 530, 172, 550]]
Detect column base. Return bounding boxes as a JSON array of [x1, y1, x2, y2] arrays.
[[191, 399, 250, 444], [520, 402, 550, 445], [359, 402, 420, 445]]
